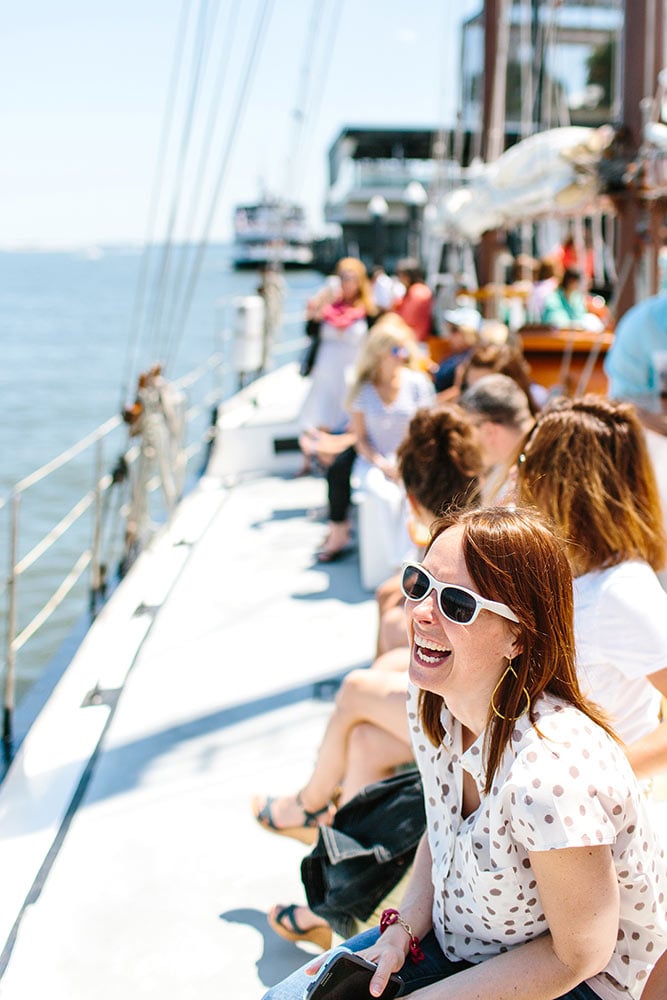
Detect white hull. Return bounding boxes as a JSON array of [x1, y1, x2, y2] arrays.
[[232, 241, 314, 268]]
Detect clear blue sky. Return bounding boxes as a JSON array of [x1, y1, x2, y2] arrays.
[[0, 0, 480, 249]]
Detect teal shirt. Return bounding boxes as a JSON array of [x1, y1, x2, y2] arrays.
[[541, 288, 586, 327]]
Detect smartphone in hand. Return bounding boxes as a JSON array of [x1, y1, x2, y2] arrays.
[[304, 950, 402, 1000]]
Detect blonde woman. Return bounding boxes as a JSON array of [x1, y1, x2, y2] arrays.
[[318, 315, 434, 562]]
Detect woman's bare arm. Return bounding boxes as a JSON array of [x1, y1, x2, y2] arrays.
[[384, 844, 619, 1000], [625, 666, 667, 779]]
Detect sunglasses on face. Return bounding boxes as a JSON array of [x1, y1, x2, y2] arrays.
[[400, 561, 520, 625], [390, 345, 410, 360]]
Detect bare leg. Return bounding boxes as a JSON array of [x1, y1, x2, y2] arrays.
[[319, 520, 351, 556], [375, 573, 406, 656], [641, 950, 667, 1000], [338, 721, 414, 806], [377, 604, 408, 657], [267, 700, 414, 941], [375, 572, 402, 617], [267, 902, 331, 946], [257, 655, 410, 828], [369, 646, 410, 674], [297, 666, 410, 810]]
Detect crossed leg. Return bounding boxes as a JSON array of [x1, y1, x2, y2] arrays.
[[254, 646, 412, 829]]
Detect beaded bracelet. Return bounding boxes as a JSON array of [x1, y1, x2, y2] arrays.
[[379, 908, 425, 963]]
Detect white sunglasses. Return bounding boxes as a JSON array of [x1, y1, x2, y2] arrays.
[[400, 561, 520, 625]]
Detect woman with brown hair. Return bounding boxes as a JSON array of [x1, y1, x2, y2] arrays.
[[456, 339, 546, 414], [516, 395, 667, 777], [516, 396, 667, 999], [263, 507, 667, 1000]]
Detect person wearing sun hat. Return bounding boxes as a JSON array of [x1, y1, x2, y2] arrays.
[[432, 306, 482, 393]]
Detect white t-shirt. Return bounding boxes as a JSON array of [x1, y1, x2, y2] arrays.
[[407, 686, 667, 999], [350, 368, 434, 463], [574, 562, 667, 744]]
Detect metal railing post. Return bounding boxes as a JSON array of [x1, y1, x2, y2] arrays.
[[90, 438, 104, 619], [4, 492, 19, 754]]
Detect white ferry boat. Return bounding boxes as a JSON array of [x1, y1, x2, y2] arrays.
[[232, 199, 314, 269]]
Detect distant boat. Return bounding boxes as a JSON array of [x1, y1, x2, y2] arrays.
[[231, 197, 313, 269]]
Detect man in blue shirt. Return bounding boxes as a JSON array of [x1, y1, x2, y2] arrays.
[[604, 293, 667, 401], [433, 307, 482, 393]]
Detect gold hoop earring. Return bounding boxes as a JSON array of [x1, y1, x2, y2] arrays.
[[491, 659, 531, 722]]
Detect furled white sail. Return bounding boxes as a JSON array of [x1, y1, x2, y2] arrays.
[[439, 126, 614, 241]]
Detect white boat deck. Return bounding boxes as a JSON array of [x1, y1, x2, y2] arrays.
[[0, 367, 378, 999], [1, 363, 666, 998]]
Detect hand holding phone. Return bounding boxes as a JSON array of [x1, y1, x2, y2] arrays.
[[304, 950, 402, 1000]]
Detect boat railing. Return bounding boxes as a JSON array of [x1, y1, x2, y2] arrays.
[[353, 158, 439, 189], [0, 328, 308, 757]]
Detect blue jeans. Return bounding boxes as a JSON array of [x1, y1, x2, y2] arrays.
[[262, 927, 602, 999]]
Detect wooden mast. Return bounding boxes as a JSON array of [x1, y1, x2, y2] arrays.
[[478, 0, 510, 289], [615, 0, 666, 316]]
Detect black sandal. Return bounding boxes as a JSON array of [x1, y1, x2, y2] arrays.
[[267, 904, 332, 950], [251, 791, 332, 845]]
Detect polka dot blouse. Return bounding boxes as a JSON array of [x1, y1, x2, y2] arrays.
[[406, 685, 667, 1000]]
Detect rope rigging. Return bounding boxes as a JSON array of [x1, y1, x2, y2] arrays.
[[120, 0, 190, 410], [162, 0, 275, 372], [118, 0, 333, 549], [285, 0, 342, 202], [282, 0, 323, 205], [145, 0, 220, 366], [159, 0, 242, 363], [113, 0, 277, 566]]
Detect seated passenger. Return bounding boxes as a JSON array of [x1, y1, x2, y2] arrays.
[[454, 338, 547, 413], [460, 373, 535, 504], [517, 396, 667, 776], [433, 307, 482, 393], [263, 507, 667, 1000], [346, 317, 434, 575], [311, 315, 432, 563], [391, 259, 433, 343], [525, 257, 558, 322], [371, 265, 403, 314], [517, 395, 667, 998], [299, 257, 377, 438], [252, 404, 484, 950], [541, 267, 603, 331]]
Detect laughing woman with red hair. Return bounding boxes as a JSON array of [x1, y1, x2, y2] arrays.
[[261, 507, 667, 1000]]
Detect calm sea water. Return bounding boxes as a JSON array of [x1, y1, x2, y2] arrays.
[[0, 245, 322, 705]]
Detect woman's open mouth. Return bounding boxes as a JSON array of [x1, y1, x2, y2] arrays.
[[414, 636, 451, 667]]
